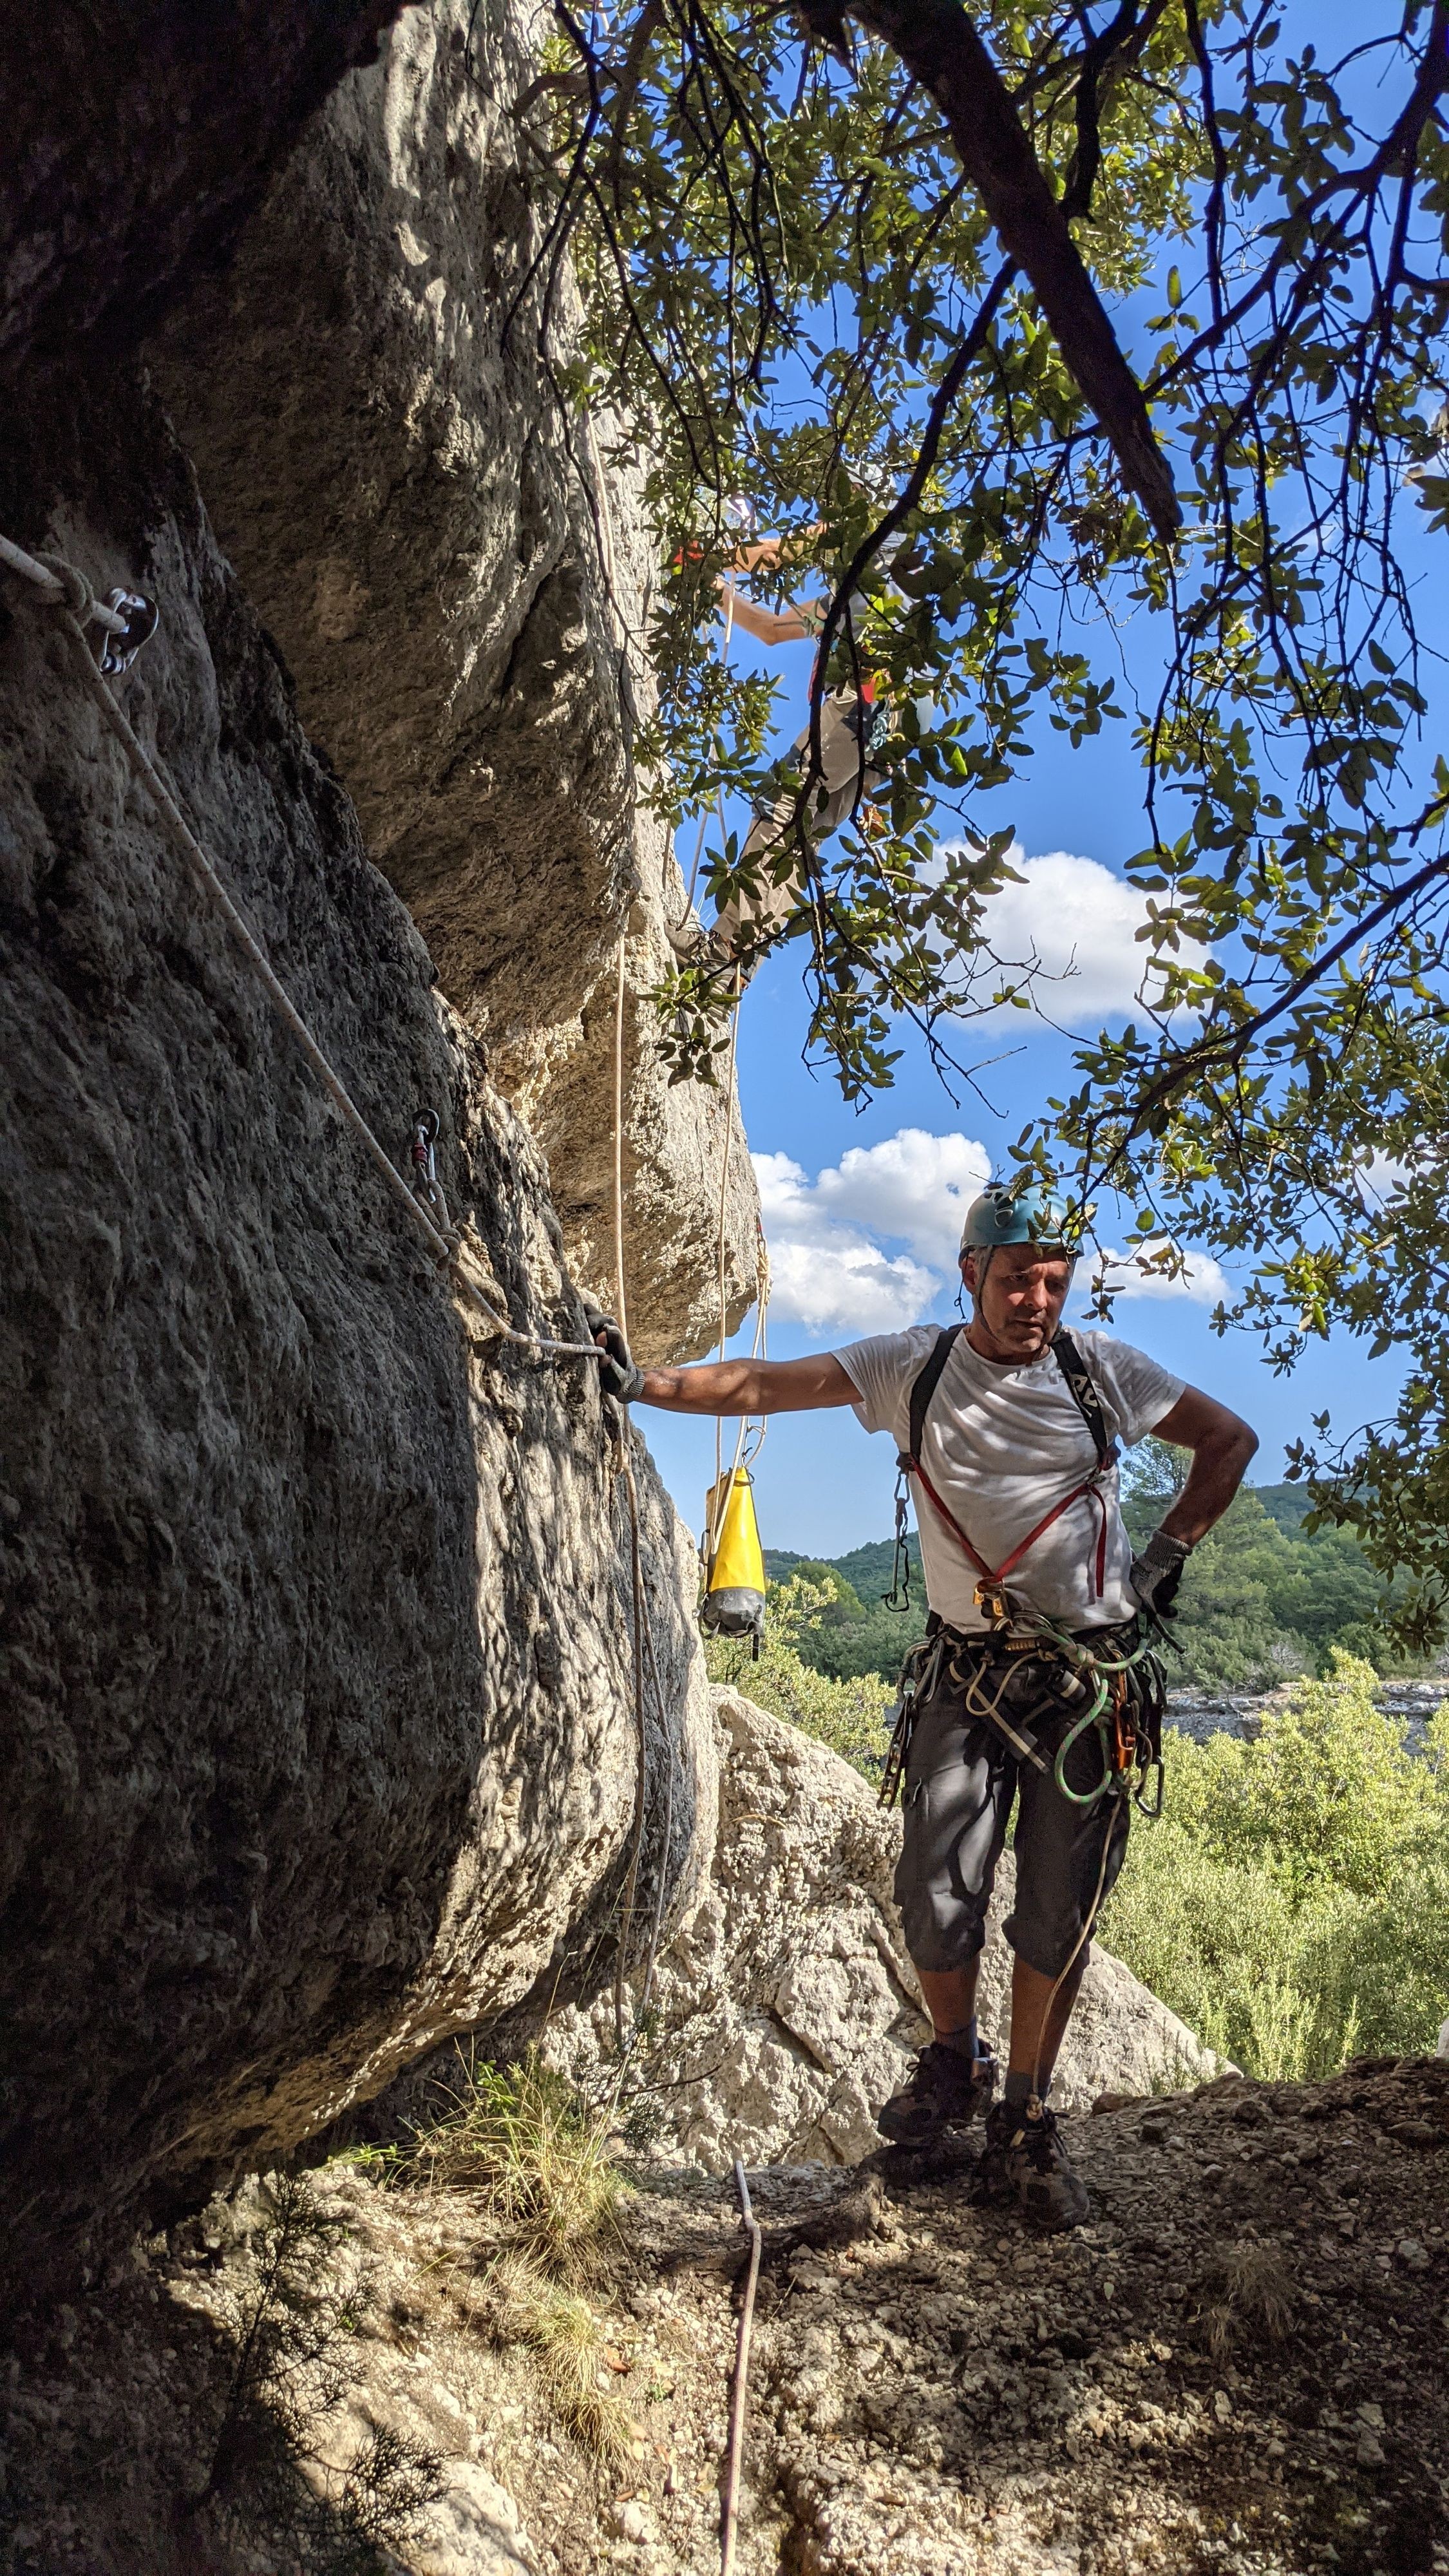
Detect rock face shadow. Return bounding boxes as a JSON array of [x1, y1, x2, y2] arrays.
[[0, 368, 708, 2300]]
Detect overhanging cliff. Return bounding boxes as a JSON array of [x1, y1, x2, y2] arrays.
[[150, 0, 758, 1362], [0, 0, 753, 2296]]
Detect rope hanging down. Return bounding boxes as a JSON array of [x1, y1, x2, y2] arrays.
[[0, 535, 603, 1367]]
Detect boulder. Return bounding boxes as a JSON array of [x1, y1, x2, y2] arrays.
[[0, 0, 408, 386], [151, 0, 758, 1361], [547, 1686, 1220, 2163], [0, 381, 712, 2291]]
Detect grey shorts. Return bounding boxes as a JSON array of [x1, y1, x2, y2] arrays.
[[894, 1668, 1130, 1978]]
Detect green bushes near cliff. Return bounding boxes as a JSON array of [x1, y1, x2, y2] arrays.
[[764, 1456, 1420, 1694], [712, 1592, 1449, 2081], [1103, 1654, 1449, 2078]]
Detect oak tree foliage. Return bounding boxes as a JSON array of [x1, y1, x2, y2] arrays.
[[500, 0, 1449, 1617]]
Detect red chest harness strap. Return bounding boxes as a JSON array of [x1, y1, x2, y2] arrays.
[[896, 1325, 1119, 1621]]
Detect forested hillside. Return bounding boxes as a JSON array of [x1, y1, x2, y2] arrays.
[[764, 1446, 1419, 1692]]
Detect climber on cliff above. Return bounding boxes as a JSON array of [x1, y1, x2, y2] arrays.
[[667, 521, 902, 979], [587, 1186, 1256, 2230]]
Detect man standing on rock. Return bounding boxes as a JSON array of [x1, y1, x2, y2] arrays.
[[589, 1185, 1256, 2230]]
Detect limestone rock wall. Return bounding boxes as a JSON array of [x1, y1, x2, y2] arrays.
[[547, 1687, 1220, 2163], [150, 0, 758, 1362], [0, 382, 712, 2293], [0, 0, 409, 384]]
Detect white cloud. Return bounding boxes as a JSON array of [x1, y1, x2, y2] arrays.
[[754, 1136, 977, 1334], [1087, 1242, 1230, 1307], [1354, 1151, 1408, 1208], [754, 1133, 1229, 1337], [807, 1128, 990, 1267], [969, 846, 1209, 1028]]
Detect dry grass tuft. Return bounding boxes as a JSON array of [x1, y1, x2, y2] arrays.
[[404, 2045, 621, 2280], [1199, 2240, 1297, 2359], [486, 2251, 638, 2473], [405, 2048, 637, 2467]]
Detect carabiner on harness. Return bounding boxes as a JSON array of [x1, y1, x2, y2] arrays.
[[1044, 1622, 1162, 1812], [878, 1631, 944, 1807]]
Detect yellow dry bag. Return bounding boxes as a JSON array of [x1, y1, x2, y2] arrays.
[[700, 1464, 766, 1657]]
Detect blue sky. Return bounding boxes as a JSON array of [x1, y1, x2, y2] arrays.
[[644, 623, 1413, 1559], [641, 4, 1446, 1558]]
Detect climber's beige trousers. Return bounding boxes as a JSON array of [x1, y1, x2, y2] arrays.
[[713, 688, 886, 951]]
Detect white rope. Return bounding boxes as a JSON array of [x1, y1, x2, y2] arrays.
[[708, 970, 747, 1567], [720, 2158, 763, 2576], [3, 546, 603, 1367], [0, 533, 129, 636]]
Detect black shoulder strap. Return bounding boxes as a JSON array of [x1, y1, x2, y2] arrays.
[[902, 1324, 963, 1470], [1051, 1327, 1116, 1471]]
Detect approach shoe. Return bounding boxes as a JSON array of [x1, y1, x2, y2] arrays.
[[876, 2040, 996, 2150], [980, 2097, 1091, 2231]]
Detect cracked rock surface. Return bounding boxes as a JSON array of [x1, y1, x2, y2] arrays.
[[0, 376, 710, 2295], [545, 1687, 1220, 2167]]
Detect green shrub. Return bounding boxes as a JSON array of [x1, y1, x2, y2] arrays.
[[708, 1591, 1449, 2083], [1101, 1654, 1449, 2076]]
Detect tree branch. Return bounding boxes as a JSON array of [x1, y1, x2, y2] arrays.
[[840, 0, 1181, 540]]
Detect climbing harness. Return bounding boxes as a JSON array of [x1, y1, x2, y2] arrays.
[[889, 1321, 1120, 1629], [879, 1324, 1166, 1817], [878, 1615, 1164, 1819]]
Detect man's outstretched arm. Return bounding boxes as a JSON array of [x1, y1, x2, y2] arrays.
[[639, 1352, 859, 1416]]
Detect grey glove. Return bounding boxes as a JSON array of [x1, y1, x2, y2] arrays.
[[1130, 1525, 1191, 1616], [583, 1304, 646, 1403]]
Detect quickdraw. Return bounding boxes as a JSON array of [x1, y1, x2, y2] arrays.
[[879, 1615, 1166, 1817]]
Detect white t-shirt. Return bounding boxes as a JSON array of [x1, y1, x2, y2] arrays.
[[834, 1325, 1184, 1633]]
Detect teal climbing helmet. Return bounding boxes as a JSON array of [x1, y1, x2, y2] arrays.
[[960, 1182, 1079, 1255]]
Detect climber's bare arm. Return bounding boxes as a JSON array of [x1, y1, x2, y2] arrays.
[[720, 585, 818, 647], [639, 1353, 857, 1416], [1150, 1387, 1258, 1546], [726, 524, 823, 573]]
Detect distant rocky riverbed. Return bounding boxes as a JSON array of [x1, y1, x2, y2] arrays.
[[1167, 1674, 1449, 1745]]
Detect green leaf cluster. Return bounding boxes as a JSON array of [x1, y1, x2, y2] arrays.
[[522, 0, 1449, 1580], [1102, 1654, 1449, 2076]]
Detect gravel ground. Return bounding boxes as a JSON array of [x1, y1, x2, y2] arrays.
[[1, 2057, 1445, 2575]]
